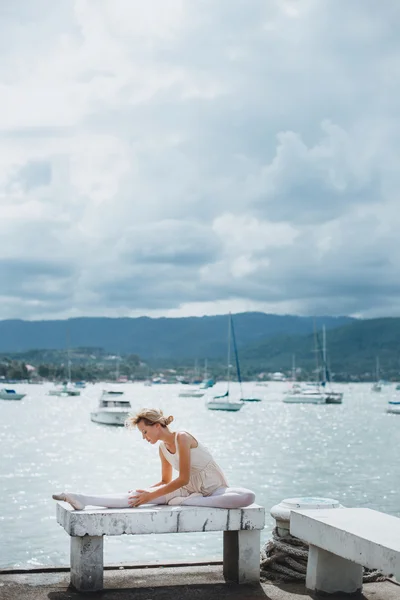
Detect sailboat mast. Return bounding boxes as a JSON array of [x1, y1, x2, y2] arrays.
[[67, 350, 72, 384], [115, 355, 120, 382], [230, 314, 243, 398], [227, 313, 232, 394], [322, 325, 327, 384], [66, 326, 71, 384], [313, 320, 320, 386]]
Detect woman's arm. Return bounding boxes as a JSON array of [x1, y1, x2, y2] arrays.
[[150, 447, 173, 488], [130, 432, 191, 506]]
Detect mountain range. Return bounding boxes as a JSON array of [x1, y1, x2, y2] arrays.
[[0, 313, 353, 359], [240, 317, 400, 377], [3, 313, 400, 378]]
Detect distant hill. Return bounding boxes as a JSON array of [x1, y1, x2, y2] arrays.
[[0, 313, 353, 359], [240, 317, 400, 378]]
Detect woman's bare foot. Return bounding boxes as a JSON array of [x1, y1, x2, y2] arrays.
[[52, 492, 85, 510]]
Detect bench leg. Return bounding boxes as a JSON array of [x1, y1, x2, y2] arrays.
[[70, 535, 104, 592], [306, 544, 363, 595], [223, 530, 260, 583]]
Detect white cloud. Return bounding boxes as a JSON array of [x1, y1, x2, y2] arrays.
[[0, 0, 399, 319]]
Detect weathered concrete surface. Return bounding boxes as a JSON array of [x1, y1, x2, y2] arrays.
[[56, 502, 265, 590], [306, 544, 363, 595], [56, 502, 265, 536], [0, 564, 399, 600], [291, 507, 400, 590], [223, 530, 261, 583]]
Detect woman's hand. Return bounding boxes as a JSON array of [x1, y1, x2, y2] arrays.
[[128, 489, 153, 507]]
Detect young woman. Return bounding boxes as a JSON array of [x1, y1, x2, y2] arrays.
[[53, 408, 255, 510]]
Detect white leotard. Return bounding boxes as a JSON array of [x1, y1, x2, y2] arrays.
[[160, 432, 228, 502]]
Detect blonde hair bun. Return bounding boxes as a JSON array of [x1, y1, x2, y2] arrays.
[[125, 408, 174, 429]]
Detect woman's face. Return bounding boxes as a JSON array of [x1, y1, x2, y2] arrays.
[[137, 421, 161, 444]]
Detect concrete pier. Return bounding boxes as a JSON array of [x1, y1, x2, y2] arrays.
[[0, 563, 398, 600]]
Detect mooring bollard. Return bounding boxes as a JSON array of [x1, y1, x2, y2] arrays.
[[261, 497, 343, 582], [270, 496, 342, 538]]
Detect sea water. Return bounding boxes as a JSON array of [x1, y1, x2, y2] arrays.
[[0, 381, 399, 568]]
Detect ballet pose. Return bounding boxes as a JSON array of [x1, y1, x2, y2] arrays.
[[53, 408, 255, 510]]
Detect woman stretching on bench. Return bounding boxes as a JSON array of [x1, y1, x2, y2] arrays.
[[53, 408, 255, 511]]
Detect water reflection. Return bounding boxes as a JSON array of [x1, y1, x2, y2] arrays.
[[0, 381, 399, 567]]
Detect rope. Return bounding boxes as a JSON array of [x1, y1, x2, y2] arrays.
[[260, 527, 387, 584]]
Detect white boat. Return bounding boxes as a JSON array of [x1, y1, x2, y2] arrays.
[[90, 390, 132, 426], [205, 396, 244, 412], [387, 401, 400, 414], [48, 382, 81, 397], [283, 384, 327, 404], [0, 388, 26, 401], [283, 328, 343, 405], [179, 388, 204, 398]]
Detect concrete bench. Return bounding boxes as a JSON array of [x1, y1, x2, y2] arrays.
[[55, 501, 265, 592], [290, 507, 400, 595]]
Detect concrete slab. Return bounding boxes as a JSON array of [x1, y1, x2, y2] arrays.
[[0, 564, 399, 600], [291, 508, 400, 578], [56, 502, 265, 536]]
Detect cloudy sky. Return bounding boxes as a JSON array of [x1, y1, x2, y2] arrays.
[[1, 0, 399, 320]]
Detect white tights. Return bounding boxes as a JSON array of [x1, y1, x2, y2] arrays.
[[64, 487, 255, 510]]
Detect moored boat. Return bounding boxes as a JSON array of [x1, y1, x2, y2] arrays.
[[241, 396, 262, 402], [90, 390, 131, 426], [283, 384, 327, 404], [230, 314, 262, 403], [387, 400, 400, 414], [0, 388, 26, 401], [48, 382, 80, 397], [207, 313, 248, 412], [179, 389, 205, 398], [325, 390, 344, 404], [205, 395, 244, 412], [371, 358, 382, 392]]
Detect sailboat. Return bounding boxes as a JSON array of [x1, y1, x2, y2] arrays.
[[206, 314, 244, 412], [179, 359, 205, 397], [231, 316, 261, 402], [48, 350, 80, 397], [283, 327, 327, 404], [319, 326, 343, 404], [371, 357, 382, 392], [179, 387, 204, 398], [283, 326, 342, 404], [200, 359, 215, 389]]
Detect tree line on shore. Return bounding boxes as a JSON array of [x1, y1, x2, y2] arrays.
[[1, 349, 398, 383]]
